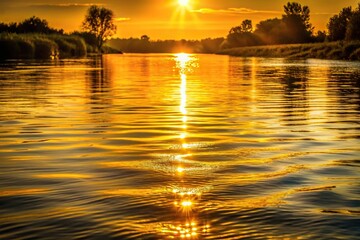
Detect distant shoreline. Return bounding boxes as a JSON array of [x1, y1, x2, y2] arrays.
[[1, 34, 359, 62], [218, 41, 360, 61]]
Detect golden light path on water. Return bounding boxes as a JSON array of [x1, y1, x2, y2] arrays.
[[159, 53, 211, 238], [0, 54, 359, 239]]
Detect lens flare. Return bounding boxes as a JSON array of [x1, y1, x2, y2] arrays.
[[178, 0, 189, 7]]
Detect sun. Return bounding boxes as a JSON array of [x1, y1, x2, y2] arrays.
[[178, 0, 189, 7]]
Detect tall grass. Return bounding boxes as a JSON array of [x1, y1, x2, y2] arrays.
[[49, 35, 87, 58], [0, 33, 87, 59], [218, 41, 360, 61]]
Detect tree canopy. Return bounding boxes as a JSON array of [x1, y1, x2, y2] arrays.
[[328, 7, 353, 41], [223, 2, 313, 49], [82, 5, 117, 51], [346, 4, 360, 40], [225, 20, 259, 48], [0, 16, 63, 34], [328, 4, 360, 41], [254, 18, 286, 45], [282, 2, 313, 43]]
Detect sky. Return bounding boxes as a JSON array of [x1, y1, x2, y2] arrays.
[[0, 0, 359, 40]]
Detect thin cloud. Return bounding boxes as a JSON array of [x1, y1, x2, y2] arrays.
[[28, 3, 103, 8], [114, 17, 131, 22], [192, 8, 335, 16], [312, 12, 336, 15], [191, 8, 281, 15]]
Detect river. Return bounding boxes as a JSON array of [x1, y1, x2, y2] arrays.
[[0, 54, 359, 239]]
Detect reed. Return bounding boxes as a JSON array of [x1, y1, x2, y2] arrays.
[[0, 33, 87, 59]]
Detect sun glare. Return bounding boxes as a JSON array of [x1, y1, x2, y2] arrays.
[[178, 0, 189, 7]]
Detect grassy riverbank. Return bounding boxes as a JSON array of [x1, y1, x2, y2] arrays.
[[0, 33, 122, 60], [0, 33, 88, 59], [218, 41, 360, 61]]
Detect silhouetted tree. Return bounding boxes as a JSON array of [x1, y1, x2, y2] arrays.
[[284, 2, 312, 30], [282, 2, 313, 43], [328, 7, 353, 41], [241, 20, 253, 33], [229, 19, 253, 35], [0, 17, 63, 34], [7, 22, 19, 33], [315, 30, 327, 42], [141, 35, 150, 41], [254, 18, 286, 45], [0, 23, 8, 32], [82, 5, 117, 51], [18, 16, 50, 33], [231, 2, 315, 46], [346, 4, 360, 40], [225, 19, 259, 48]]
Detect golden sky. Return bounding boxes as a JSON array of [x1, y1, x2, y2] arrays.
[[0, 0, 359, 39]]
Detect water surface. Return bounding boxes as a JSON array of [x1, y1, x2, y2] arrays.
[[0, 54, 360, 239]]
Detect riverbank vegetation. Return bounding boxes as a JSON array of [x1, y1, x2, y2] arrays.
[[219, 41, 360, 60], [217, 2, 360, 60], [225, 3, 359, 46], [0, 33, 86, 59], [0, 6, 119, 60]]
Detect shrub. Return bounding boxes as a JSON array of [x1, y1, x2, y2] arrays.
[[0, 38, 20, 59], [349, 48, 360, 60], [327, 49, 343, 59], [48, 35, 86, 58], [343, 41, 360, 58], [0, 34, 35, 59], [33, 38, 58, 59], [64, 36, 86, 57], [52, 37, 76, 58], [0, 33, 89, 59], [86, 44, 95, 53], [316, 46, 333, 59], [17, 39, 35, 58]]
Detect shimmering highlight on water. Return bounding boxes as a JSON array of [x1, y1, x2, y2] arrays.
[[0, 54, 359, 239]]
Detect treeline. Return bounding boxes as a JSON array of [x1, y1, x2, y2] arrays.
[[0, 16, 64, 35], [223, 2, 315, 48], [108, 36, 224, 53], [222, 2, 360, 49], [328, 4, 360, 41]]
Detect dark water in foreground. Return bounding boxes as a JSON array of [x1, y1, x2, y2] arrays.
[[0, 54, 359, 239]]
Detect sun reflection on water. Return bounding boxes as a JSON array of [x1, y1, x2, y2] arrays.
[[157, 54, 211, 238], [159, 220, 210, 239], [176, 53, 191, 176], [180, 74, 187, 115]]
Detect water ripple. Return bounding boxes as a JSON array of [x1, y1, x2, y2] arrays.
[[0, 55, 359, 239]]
